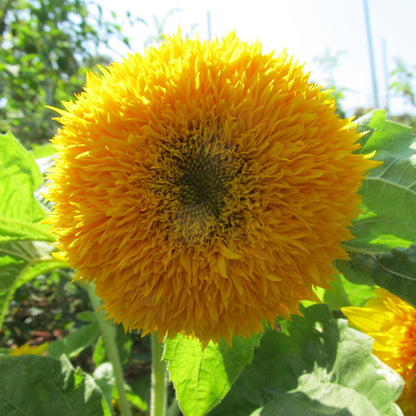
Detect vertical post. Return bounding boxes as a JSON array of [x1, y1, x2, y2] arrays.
[[363, 0, 380, 108], [207, 10, 212, 41], [381, 38, 390, 114]]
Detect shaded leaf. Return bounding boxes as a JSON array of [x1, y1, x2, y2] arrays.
[[339, 244, 416, 309], [209, 305, 403, 416], [0, 354, 108, 415]]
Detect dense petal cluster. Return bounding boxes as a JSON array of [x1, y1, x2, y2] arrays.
[[45, 32, 377, 344], [342, 289, 416, 416]]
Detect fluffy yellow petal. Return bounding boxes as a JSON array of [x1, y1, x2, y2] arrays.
[[45, 32, 377, 345]]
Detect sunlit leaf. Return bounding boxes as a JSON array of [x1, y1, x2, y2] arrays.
[[0, 131, 53, 242], [0, 133, 64, 329], [30, 143, 55, 159], [336, 110, 416, 305], [164, 333, 261, 416], [323, 274, 376, 309], [348, 110, 416, 252]]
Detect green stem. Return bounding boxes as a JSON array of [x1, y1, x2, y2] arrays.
[[151, 332, 168, 416], [86, 283, 132, 416]]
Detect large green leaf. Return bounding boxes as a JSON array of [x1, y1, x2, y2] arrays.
[[0, 240, 67, 329], [0, 131, 53, 242], [0, 354, 109, 416], [209, 304, 403, 416], [338, 244, 416, 309], [0, 133, 64, 329], [163, 333, 261, 416], [348, 110, 416, 252], [335, 111, 416, 306]]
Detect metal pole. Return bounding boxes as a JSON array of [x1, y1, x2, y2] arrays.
[[363, 0, 380, 107], [381, 38, 390, 113], [207, 10, 212, 41]]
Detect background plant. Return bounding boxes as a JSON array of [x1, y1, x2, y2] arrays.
[[313, 48, 348, 118], [0, 0, 143, 147]]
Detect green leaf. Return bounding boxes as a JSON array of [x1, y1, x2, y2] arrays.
[[348, 110, 416, 252], [0, 240, 67, 329], [30, 143, 55, 159], [336, 110, 416, 306], [124, 390, 148, 413], [339, 244, 416, 309], [209, 304, 403, 416], [77, 310, 97, 323], [93, 336, 107, 367], [249, 391, 360, 416], [93, 363, 114, 412], [48, 322, 100, 358], [0, 132, 53, 242], [164, 333, 261, 416], [0, 354, 107, 416], [323, 274, 376, 309]]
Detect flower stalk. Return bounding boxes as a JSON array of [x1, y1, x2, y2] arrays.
[[151, 332, 168, 416], [86, 283, 132, 416]]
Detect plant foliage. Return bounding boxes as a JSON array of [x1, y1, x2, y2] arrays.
[[0, 0, 135, 145]]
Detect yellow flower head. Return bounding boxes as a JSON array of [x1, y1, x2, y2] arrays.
[[45, 32, 376, 345], [342, 289, 416, 416]]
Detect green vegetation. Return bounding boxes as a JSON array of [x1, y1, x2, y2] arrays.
[[0, 0, 135, 146]]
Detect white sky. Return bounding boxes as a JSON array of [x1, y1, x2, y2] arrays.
[[96, 0, 416, 116]]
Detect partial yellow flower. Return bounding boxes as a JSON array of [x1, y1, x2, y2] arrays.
[[10, 342, 48, 356], [45, 32, 377, 345], [342, 289, 416, 416]]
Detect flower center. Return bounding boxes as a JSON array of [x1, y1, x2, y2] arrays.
[[150, 129, 253, 246], [176, 148, 230, 220]]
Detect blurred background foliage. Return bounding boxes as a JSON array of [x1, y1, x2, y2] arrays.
[[0, 0, 140, 147]]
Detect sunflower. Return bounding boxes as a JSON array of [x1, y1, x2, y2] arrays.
[[45, 32, 377, 345], [342, 289, 416, 416]]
